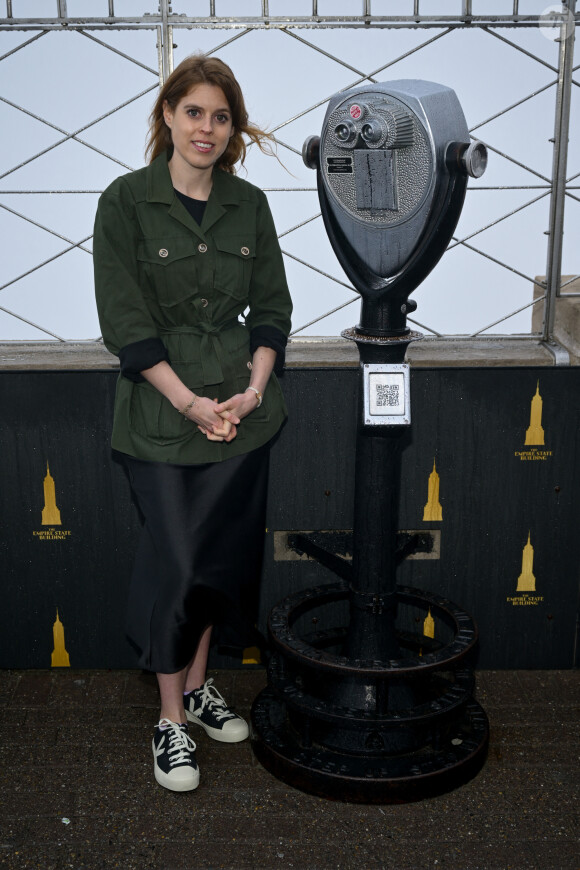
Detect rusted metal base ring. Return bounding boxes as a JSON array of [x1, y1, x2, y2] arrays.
[[267, 655, 475, 727], [251, 688, 489, 804], [269, 582, 478, 677]]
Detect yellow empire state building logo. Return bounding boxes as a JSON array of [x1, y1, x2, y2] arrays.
[[516, 532, 536, 593], [51, 609, 70, 667], [507, 531, 543, 605], [525, 382, 544, 446], [423, 460, 442, 522], [42, 463, 61, 526], [423, 608, 435, 639], [34, 462, 70, 540]]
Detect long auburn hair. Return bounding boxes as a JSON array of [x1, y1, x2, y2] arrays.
[[146, 54, 274, 173]]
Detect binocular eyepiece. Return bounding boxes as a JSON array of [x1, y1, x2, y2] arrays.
[[328, 102, 415, 152], [302, 80, 487, 337]]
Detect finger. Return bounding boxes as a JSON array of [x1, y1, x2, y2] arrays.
[[215, 405, 240, 424]]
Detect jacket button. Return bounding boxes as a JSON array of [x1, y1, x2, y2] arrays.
[[241, 246, 250, 256], [200, 298, 209, 308], [159, 248, 168, 258], [198, 243, 208, 253]]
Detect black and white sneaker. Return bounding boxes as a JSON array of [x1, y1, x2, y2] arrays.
[[184, 678, 249, 743], [152, 719, 200, 792]]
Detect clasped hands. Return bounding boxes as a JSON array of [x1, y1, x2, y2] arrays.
[[188, 391, 259, 442]]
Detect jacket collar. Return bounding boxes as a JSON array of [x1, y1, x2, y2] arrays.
[[145, 152, 241, 237]]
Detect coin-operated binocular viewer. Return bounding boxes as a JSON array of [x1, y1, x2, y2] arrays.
[[252, 81, 489, 802]]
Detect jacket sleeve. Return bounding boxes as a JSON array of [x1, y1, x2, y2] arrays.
[[93, 180, 168, 377], [245, 189, 292, 365]]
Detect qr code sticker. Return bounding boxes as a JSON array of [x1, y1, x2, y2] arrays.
[[375, 383, 400, 407]]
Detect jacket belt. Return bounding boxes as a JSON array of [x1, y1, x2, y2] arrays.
[[160, 318, 241, 385]]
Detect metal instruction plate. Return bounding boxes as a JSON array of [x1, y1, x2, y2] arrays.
[[363, 363, 410, 426]]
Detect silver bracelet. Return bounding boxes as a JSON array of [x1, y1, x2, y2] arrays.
[[180, 395, 197, 418], [245, 386, 262, 407]]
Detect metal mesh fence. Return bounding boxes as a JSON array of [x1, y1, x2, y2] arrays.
[[0, 1, 577, 347]]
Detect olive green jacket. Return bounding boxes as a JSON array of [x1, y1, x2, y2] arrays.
[[93, 153, 292, 464]]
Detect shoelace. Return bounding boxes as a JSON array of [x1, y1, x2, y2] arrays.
[[156, 718, 197, 767], [195, 678, 235, 722]]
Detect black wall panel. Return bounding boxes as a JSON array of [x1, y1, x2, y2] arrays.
[[1, 366, 578, 670]]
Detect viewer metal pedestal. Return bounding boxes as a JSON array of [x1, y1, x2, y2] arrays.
[[252, 332, 488, 803], [252, 79, 489, 802]]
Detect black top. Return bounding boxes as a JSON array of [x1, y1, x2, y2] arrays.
[[174, 188, 207, 225]]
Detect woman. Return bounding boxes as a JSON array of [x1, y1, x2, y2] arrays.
[[93, 55, 292, 793]]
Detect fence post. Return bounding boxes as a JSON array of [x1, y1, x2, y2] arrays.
[[543, 0, 576, 345], [158, 0, 174, 85]]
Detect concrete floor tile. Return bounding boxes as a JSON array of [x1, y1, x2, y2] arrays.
[[195, 810, 299, 844], [549, 705, 580, 725], [516, 670, 580, 704], [0, 844, 160, 869], [0, 816, 26, 848], [231, 669, 268, 708], [0, 848, 64, 870], [0, 764, 89, 794], [300, 811, 411, 845], [89, 741, 154, 768], [429, 839, 540, 869], [46, 672, 91, 707], [11, 813, 209, 847], [474, 671, 531, 706], [0, 710, 27, 726], [18, 707, 104, 726], [156, 840, 256, 868], [484, 696, 579, 726], [552, 671, 580, 702], [513, 786, 579, 817], [201, 759, 284, 791], [528, 838, 580, 869], [486, 738, 579, 769], [0, 671, 20, 705], [513, 812, 579, 843], [0, 791, 77, 821], [0, 724, 58, 747], [84, 671, 128, 706], [99, 706, 159, 725], [472, 765, 578, 801], [56, 722, 151, 746], [489, 723, 579, 746], [0, 738, 88, 766], [76, 782, 171, 816], [420, 787, 514, 822], [123, 670, 159, 706], [192, 732, 254, 768], [9, 672, 53, 707], [213, 785, 328, 813], [159, 840, 397, 870], [396, 809, 523, 844]]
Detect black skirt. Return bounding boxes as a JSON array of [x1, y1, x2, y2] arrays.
[[121, 443, 270, 673]]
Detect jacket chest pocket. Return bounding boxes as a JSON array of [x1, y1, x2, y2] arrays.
[[214, 235, 256, 300], [137, 237, 199, 307]]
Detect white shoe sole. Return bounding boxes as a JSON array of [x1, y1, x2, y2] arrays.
[[152, 744, 200, 791], [153, 765, 200, 792], [185, 710, 249, 743]]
